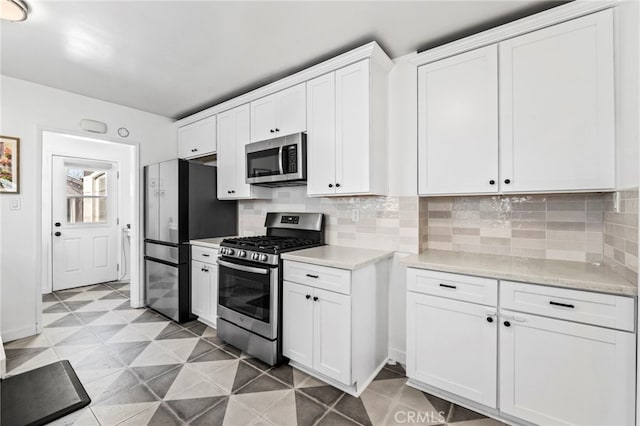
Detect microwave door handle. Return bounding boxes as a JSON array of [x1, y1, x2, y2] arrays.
[[217, 259, 269, 275], [278, 146, 284, 175]]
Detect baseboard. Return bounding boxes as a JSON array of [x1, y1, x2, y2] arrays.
[[2, 326, 37, 343], [388, 347, 406, 366]]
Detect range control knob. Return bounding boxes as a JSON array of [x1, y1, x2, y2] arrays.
[[260, 254, 268, 261], [252, 253, 259, 261], [220, 248, 227, 255], [238, 250, 246, 258], [227, 249, 235, 256]]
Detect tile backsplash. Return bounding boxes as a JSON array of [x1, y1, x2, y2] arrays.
[[603, 189, 639, 284], [238, 187, 419, 253], [419, 193, 607, 263]]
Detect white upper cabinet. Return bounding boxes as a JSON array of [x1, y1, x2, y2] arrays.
[[217, 104, 271, 200], [417, 9, 615, 196], [250, 83, 306, 142], [499, 10, 615, 193], [306, 59, 388, 196], [418, 45, 499, 195], [178, 115, 217, 159]]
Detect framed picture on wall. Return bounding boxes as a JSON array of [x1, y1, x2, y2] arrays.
[[0, 136, 19, 193]]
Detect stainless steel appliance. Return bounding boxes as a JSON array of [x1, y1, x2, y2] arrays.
[[245, 133, 306, 186], [144, 159, 237, 323], [217, 212, 324, 365]]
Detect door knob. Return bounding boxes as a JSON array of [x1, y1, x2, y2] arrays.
[[54, 232, 61, 237], [54, 222, 61, 227]]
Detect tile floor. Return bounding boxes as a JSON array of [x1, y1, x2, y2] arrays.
[[4, 281, 505, 426]]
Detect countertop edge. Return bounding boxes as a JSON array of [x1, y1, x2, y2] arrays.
[[282, 250, 394, 271]]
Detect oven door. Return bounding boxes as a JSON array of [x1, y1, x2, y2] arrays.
[[217, 258, 278, 340]]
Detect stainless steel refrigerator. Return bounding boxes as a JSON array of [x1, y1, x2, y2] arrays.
[[144, 159, 237, 322]]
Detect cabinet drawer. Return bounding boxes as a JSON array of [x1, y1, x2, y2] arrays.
[[500, 281, 635, 332], [191, 245, 218, 264], [283, 261, 351, 295], [407, 268, 497, 306]]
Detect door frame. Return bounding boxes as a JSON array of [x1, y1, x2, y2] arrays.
[[39, 129, 141, 333]]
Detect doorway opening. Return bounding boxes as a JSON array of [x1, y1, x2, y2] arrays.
[[40, 131, 140, 331]]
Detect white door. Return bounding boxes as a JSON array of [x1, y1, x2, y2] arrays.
[[407, 292, 497, 408], [499, 311, 635, 426], [313, 287, 351, 385], [335, 60, 369, 195], [282, 281, 314, 368], [191, 260, 211, 318], [499, 9, 615, 193], [275, 83, 306, 137], [52, 156, 119, 290], [306, 72, 337, 196], [418, 45, 499, 195], [250, 95, 277, 142]]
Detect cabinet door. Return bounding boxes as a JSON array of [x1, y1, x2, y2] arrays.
[[499, 10, 614, 193], [335, 60, 369, 195], [208, 263, 219, 322], [418, 46, 499, 195], [250, 95, 277, 143], [407, 292, 497, 408], [191, 260, 210, 318], [276, 83, 306, 137], [217, 105, 252, 200], [178, 116, 217, 159], [313, 287, 351, 385], [499, 311, 635, 426], [282, 281, 314, 368], [306, 72, 337, 196]]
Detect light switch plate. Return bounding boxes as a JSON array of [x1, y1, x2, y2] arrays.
[[9, 198, 21, 210]]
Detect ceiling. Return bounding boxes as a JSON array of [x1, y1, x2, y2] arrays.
[[1, 1, 566, 119]]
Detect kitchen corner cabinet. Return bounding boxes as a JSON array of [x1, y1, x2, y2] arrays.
[[178, 115, 217, 159], [418, 9, 615, 196], [250, 83, 306, 143], [282, 259, 389, 396], [216, 104, 271, 200], [406, 268, 636, 426], [306, 59, 388, 196], [191, 246, 219, 328]]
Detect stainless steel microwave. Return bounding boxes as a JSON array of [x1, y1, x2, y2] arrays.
[[245, 133, 306, 186]]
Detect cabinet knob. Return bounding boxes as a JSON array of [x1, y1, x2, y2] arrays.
[[305, 294, 311, 300], [503, 321, 511, 327], [270, 129, 275, 133], [231, 190, 235, 194], [227, 190, 231, 194], [504, 179, 511, 185], [313, 296, 319, 302], [328, 184, 333, 188], [335, 183, 341, 188], [191, 148, 198, 152], [489, 180, 495, 185], [54, 222, 61, 227], [486, 317, 494, 323], [54, 231, 62, 237], [275, 128, 279, 132]]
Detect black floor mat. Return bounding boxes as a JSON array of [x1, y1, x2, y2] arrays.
[[1, 360, 91, 426]]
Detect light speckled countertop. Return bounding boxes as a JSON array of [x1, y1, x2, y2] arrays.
[[402, 250, 637, 296], [190, 236, 238, 249], [282, 245, 394, 271]]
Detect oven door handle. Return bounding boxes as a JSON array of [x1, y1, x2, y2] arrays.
[[278, 146, 284, 175], [217, 259, 269, 275]]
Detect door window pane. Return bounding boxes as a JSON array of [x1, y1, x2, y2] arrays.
[[66, 168, 108, 224]]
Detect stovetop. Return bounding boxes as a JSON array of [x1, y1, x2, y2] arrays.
[[220, 235, 322, 255]]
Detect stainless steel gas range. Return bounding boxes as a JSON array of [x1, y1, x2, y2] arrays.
[[216, 212, 324, 366]]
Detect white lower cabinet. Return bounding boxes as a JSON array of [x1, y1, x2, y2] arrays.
[[499, 311, 635, 426], [406, 268, 636, 425], [283, 281, 351, 384], [407, 293, 497, 408], [190, 247, 218, 327], [282, 259, 389, 396]]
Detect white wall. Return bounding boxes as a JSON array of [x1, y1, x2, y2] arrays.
[[615, 0, 640, 190], [0, 75, 175, 342]]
